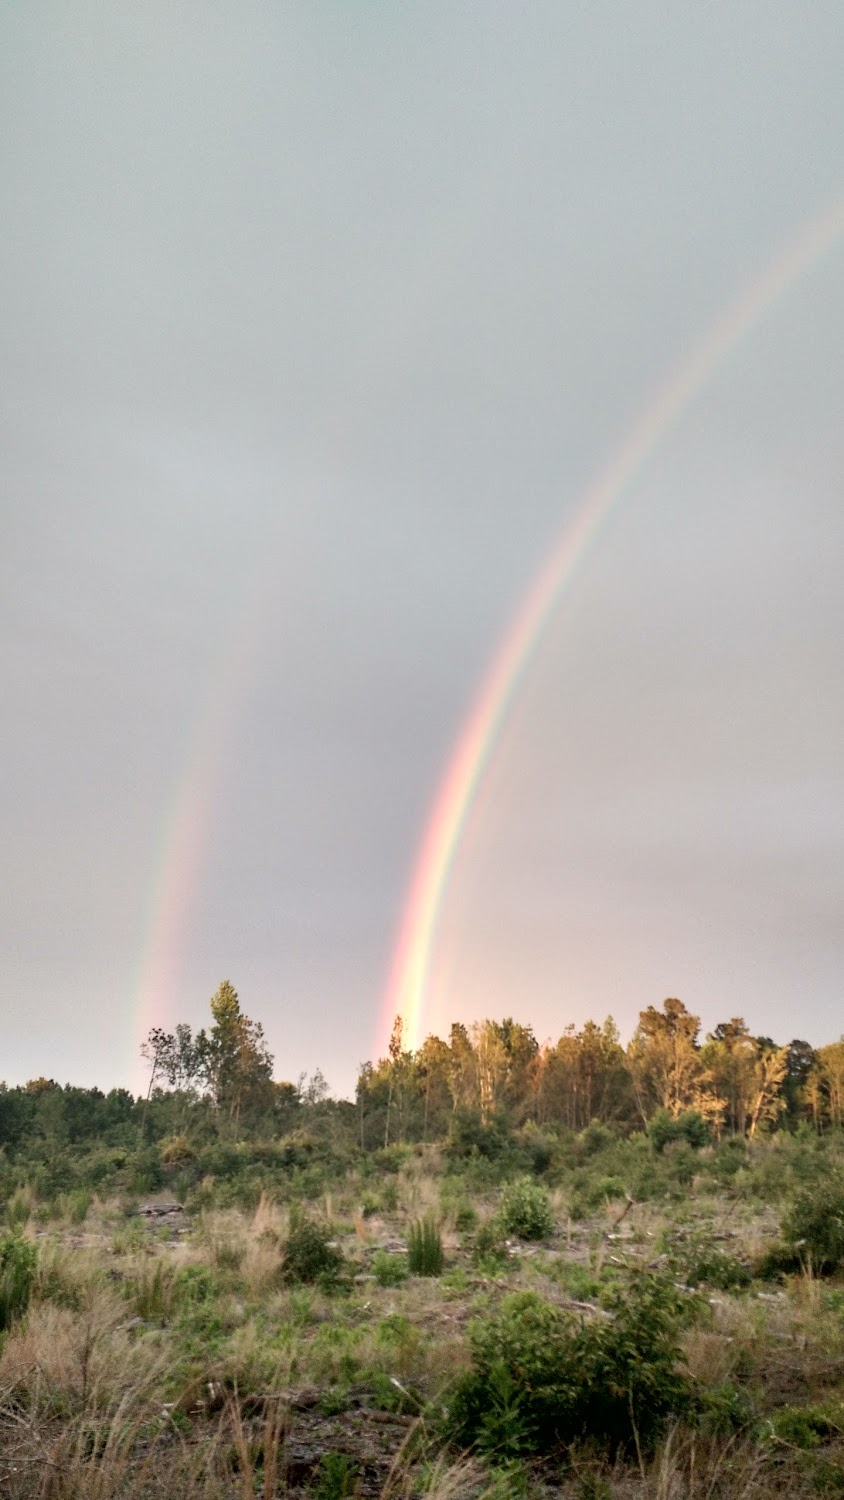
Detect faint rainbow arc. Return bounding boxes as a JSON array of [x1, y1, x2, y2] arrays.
[[381, 193, 844, 1055]]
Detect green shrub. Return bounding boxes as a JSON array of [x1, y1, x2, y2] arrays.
[[782, 1179, 844, 1273], [446, 1110, 513, 1162], [372, 1249, 408, 1287], [454, 1201, 477, 1234], [663, 1229, 752, 1291], [281, 1218, 345, 1285], [500, 1177, 554, 1240], [60, 1189, 92, 1224], [569, 1174, 627, 1219], [407, 1216, 444, 1277], [472, 1219, 510, 1270], [0, 1232, 37, 1330], [443, 1273, 692, 1460], [366, 1369, 421, 1415], [648, 1109, 711, 1152], [311, 1451, 359, 1500]]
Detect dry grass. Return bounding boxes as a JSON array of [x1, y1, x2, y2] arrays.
[[0, 1288, 170, 1414]]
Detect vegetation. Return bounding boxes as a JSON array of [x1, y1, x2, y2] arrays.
[[407, 1216, 444, 1276], [4, 983, 844, 1493]]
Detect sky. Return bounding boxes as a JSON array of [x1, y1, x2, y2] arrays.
[[3, 3, 844, 1097]]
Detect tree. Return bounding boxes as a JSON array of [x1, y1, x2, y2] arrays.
[[201, 980, 274, 1134], [702, 1019, 758, 1137], [628, 998, 721, 1126], [447, 1023, 478, 1113], [472, 1020, 509, 1124], [781, 1040, 818, 1128], [383, 1015, 410, 1147], [415, 1034, 453, 1141], [748, 1044, 789, 1138], [817, 1040, 844, 1127]]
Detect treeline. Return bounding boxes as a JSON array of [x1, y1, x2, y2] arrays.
[[359, 1000, 842, 1149], [5, 984, 844, 1173]]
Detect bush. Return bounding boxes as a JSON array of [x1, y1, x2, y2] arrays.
[[473, 1219, 510, 1270], [407, 1216, 444, 1276], [444, 1273, 692, 1460], [663, 1229, 752, 1291], [280, 1218, 345, 1285], [500, 1177, 554, 1240], [446, 1110, 513, 1162], [649, 1109, 711, 1152], [782, 1179, 844, 1273], [0, 1232, 37, 1330], [372, 1250, 408, 1287], [569, 1173, 627, 1220]]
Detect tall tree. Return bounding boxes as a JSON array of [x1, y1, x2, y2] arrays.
[[748, 1044, 789, 1138], [202, 980, 274, 1134], [702, 1019, 758, 1137], [628, 997, 721, 1125], [447, 1023, 478, 1113], [817, 1039, 844, 1127]]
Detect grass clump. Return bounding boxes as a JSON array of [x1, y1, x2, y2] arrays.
[[407, 1216, 444, 1276], [499, 1177, 554, 1241]]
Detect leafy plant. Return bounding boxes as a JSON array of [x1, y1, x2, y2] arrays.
[[0, 1231, 37, 1329], [500, 1177, 554, 1241], [782, 1179, 844, 1273], [281, 1217, 345, 1285], [472, 1219, 510, 1270], [372, 1249, 408, 1287], [311, 1451, 359, 1500], [407, 1216, 444, 1276], [662, 1229, 752, 1291], [649, 1109, 711, 1152], [444, 1273, 693, 1459]]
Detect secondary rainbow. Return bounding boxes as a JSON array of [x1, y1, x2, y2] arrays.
[[380, 193, 844, 1056]]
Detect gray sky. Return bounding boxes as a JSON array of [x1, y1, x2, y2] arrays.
[[3, 2, 844, 1096]]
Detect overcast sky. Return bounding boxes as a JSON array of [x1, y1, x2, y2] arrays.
[[3, 3, 844, 1096]]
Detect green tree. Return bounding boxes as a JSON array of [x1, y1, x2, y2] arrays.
[[702, 1018, 758, 1137], [628, 998, 722, 1127], [201, 980, 274, 1135]]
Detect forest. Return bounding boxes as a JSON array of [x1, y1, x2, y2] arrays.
[[3, 984, 844, 1497]]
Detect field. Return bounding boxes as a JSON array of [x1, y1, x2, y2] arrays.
[[4, 1122, 844, 1498]]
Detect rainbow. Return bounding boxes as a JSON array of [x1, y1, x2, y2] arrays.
[[380, 192, 844, 1056], [131, 532, 285, 1081]]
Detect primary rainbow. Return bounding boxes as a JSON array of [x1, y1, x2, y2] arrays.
[[380, 192, 844, 1056]]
